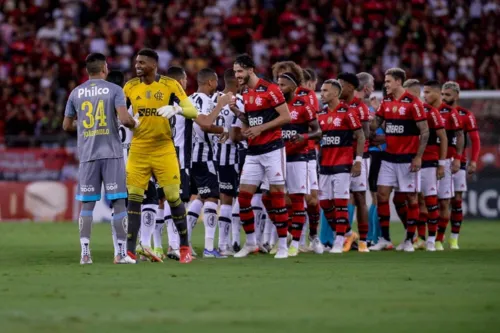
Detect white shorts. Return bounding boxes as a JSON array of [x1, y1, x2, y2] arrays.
[[286, 161, 308, 194], [453, 169, 467, 192], [307, 159, 319, 192], [377, 160, 421, 193], [438, 159, 454, 199], [241, 148, 286, 187], [318, 173, 351, 200], [350, 157, 370, 192], [421, 166, 438, 197]]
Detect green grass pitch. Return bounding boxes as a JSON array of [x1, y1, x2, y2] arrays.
[[1, 221, 500, 333]]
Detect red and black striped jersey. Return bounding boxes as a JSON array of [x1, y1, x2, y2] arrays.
[[455, 106, 478, 163], [422, 103, 445, 164], [376, 91, 426, 163], [296, 87, 321, 160], [242, 78, 286, 155], [318, 102, 361, 174], [348, 97, 370, 155], [282, 95, 316, 162], [437, 103, 462, 159]]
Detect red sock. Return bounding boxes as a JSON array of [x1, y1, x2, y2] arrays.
[[262, 192, 274, 221], [307, 203, 320, 237], [271, 191, 288, 238], [287, 202, 293, 231], [290, 194, 306, 241], [378, 200, 390, 241], [320, 199, 336, 231], [436, 216, 449, 242], [393, 192, 408, 229], [334, 199, 349, 235], [417, 211, 428, 240], [450, 199, 463, 235], [405, 203, 419, 241], [425, 195, 439, 236], [238, 191, 255, 234]]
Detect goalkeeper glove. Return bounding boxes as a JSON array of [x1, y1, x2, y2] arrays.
[[157, 105, 182, 119], [133, 113, 140, 128]]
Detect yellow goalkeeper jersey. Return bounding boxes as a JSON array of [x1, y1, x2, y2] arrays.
[[123, 75, 188, 155]]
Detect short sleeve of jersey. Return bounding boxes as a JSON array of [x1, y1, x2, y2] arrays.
[[304, 102, 316, 122], [464, 112, 478, 132], [347, 109, 362, 130], [358, 103, 370, 122], [113, 85, 127, 109], [376, 101, 385, 119], [411, 99, 426, 122], [267, 84, 286, 108], [170, 79, 188, 103], [450, 109, 463, 130], [429, 108, 444, 129], [64, 91, 76, 117], [308, 91, 320, 112]]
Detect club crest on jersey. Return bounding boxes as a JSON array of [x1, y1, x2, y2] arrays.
[[290, 110, 299, 120], [146, 90, 151, 99], [327, 117, 333, 124], [154, 90, 164, 101], [392, 106, 397, 113], [399, 107, 406, 115], [333, 117, 342, 127], [255, 96, 263, 106]]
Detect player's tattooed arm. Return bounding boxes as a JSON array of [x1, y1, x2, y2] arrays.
[[362, 121, 370, 142], [416, 120, 429, 158], [370, 115, 384, 132], [436, 128, 448, 180], [452, 129, 464, 173], [352, 128, 365, 177], [292, 119, 321, 143]]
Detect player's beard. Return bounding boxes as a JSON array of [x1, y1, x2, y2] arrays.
[[242, 74, 250, 85], [284, 91, 293, 103], [443, 98, 454, 106]]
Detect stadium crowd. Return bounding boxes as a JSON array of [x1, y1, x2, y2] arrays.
[[0, 0, 499, 147]]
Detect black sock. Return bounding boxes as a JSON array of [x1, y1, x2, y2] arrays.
[[127, 200, 142, 253], [169, 200, 189, 247]]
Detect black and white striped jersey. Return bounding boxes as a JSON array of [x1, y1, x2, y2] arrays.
[[211, 92, 244, 166], [170, 113, 193, 170], [190, 92, 217, 163]]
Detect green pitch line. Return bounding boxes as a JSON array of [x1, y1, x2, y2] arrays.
[[1, 221, 499, 333]]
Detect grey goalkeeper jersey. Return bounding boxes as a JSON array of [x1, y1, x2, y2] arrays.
[[64, 79, 126, 163]]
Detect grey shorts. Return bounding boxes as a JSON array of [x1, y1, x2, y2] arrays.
[[76, 158, 127, 202]]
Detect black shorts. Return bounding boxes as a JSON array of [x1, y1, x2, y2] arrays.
[[369, 151, 383, 193], [192, 161, 219, 199], [143, 179, 159, 205], [218, 164, 239, 197], [238, 148, 247, 176]]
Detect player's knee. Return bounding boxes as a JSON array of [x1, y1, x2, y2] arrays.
[[127, 185, 145, 203], [82, 201, 96, 212], [353, 191, 366, 205], [112, 198, 127, 215], [162, 184, 181, 205], [306, 195, 318, 208]]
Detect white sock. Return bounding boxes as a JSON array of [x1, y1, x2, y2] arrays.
[[153, 208, 164, 249], [218, 204, 232, 250], [166, 218, 179, 250], [111, 218, 119, 256], [80, 237, 90, 257], [300, 216, 308, 246], [291, 240, 299, 248], [428, 236, 436, 243], [278, 236, 287, 250], [203, 201, 219, 251], [187, 199, 203, 243], [335, 235, 345, 247], [117, 239, 127, 257], [231, 199, 241, 246], [451, 233, 459, 240], [140, 204, 157, 248], [263, 214, 272, 245], [251, 194, 263, 244], [270, 223, 278, 246], [246, 232, 256, 247]]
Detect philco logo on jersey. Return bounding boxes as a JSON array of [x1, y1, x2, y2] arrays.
[[282, 129, 297, 139], [138, 108, 159, 116], [77, 86, 109, 98]]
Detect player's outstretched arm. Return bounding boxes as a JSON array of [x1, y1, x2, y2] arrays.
[[195, 93, 234, 131], [117, 105, 138, 129]]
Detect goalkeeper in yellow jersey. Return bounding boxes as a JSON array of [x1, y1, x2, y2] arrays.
[[124, 49, 229, 263]]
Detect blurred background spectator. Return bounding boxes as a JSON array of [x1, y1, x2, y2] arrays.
[[0, 0, 499, 149]]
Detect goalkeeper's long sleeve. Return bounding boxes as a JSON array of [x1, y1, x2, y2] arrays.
[[179, 99, 198, 119]]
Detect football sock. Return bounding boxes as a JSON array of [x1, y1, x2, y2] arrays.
[[306, 203, 320, 238], [263, 214, 273, 245], [126, 197, 142, 254], [166, 213, 179, 250], [290, 194, 306, 244], [271, 191, 289, 239], [377, 200, 391, 241], [334, 199, 349, 236], [300, 218, 308, 246], [355, 199, 369, 242], [393, 192, 408, 229], [238, 191, 256, 245], [203, 201, 218, 251], [320, 199, 336, 231], [168, 198, 189, 247], [426, 195, 439, 238], [111, 199, 128, 257], [405, 203, 419, 241], [187, 198, 203, 243], [79, 201, 95, 257], [231, 200, 241, 246], [153, 208, 164, 249], [139, 204, 157, 248], [417, 211, 428, 240], [436, 216, 449, 242], [348, 203, 355, 226], [368, 203, 379, 243], [218, 204, 232, 250], [111, 212, 119, 256], [450, 198, 463, 238]]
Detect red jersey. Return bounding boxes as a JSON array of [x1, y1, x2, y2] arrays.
[[318, 102, 361, 174], [376, 91, 426, 163], [242, 79, 286, 155], [437, 103, 462, 159], [296, 86, 320, 161], [282, 95, 315, 162], [348, 96, 370, 156], [456, 106, 479, 164], [422, 103, 445, 165]]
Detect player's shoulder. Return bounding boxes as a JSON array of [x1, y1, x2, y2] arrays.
[[296, 86, 312, 97], [423, 103, 436, 113], [157, 75, 180, 89], [291, 95, 307, 107], [124, 77, 141, 91], [400, 91, 419, 104], [255, 78, 277, 92], [337, 101, 349, 113], [317, 104, 328, 116], [455, 105, 471, 116]]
